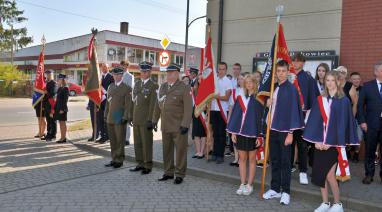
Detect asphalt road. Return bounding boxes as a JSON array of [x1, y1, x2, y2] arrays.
[[0, 96, 90, 126]]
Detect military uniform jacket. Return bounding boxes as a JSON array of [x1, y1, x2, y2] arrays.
[[133, 79, 158, 126], [153, 80, 193, 133], [105, 82, 133, 125]]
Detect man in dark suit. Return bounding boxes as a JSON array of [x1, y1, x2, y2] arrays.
[[96, 63, 114, 143], [357, 62, 382, 184], [44, 70, 57, 142]]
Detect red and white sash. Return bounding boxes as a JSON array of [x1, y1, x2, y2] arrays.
[[216, 99, 227, 124], [317, 96, 351, 182], [256, 137, 265, 165]]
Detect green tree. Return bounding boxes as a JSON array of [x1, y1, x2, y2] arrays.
[[0, 0, 33, 63], [0, 62, 26, 87]]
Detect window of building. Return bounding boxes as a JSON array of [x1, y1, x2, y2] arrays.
[[64, 49, 87, 62], [127, 48, 144, 64], [174, 54, 184, 66], [145, 50, 157, 65]]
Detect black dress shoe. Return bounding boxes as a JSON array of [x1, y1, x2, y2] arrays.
[[87, 137, 95, 142], [158, 175, 174, 181], [362, 176, 373, 184], [95, 138, 107, 144], [104, 161, 115, 167], [130, 166, 144, 172], [174, 177, 183, 184], [197, 155, 205, 159], [40, 135, 46, 140], [56, 139, 67, 144], [112, 162, 123, 168], [141, 168, 152, 175], [125, 140, 130, 146], [192, 155, 198, 158], [230, 162, 239, 167]]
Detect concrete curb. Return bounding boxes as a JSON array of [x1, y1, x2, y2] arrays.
[[72, 141, 381, 212]]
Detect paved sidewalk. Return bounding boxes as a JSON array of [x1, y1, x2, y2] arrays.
[[0, 137, 319, 211], [74, 136, 382, 212]]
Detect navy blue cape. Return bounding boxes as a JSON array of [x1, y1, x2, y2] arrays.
[[227, 95, 264, 137], [270, 81, 304, 132], [303, 96, 359, 147]]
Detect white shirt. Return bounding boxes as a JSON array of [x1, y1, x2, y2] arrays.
[[142, 78, 150, 85], [231, 77, 238, 89], [115, 80, 123, 87], [211, 75, 233, 112], [269, 86, 279, 127], [229, 87, 244, 107], [377, 79, 382, 92]]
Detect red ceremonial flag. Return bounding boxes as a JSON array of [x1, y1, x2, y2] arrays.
[[85, 33, 102, 106], [32, 48, 46, 107], [194, 36, 218, 117], [277, 24, 304, 108]]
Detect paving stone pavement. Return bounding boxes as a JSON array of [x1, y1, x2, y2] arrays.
[[78, 138, 382, 209], [0, 134, 322, 211]]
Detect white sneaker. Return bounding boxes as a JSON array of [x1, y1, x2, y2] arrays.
[[328, 203, 344, 212], [299, 172, 309, 185], [262, 189, 282, 199], [314, 202, 331, 212], [236, 184, 246, 195], [280, 192, 290, 205], [242, 185, 253, 196]]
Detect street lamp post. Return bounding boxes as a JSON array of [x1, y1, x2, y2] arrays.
[[184, 0, 210, 73]]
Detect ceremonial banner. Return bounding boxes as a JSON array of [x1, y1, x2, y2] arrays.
[[85, 33, 102, 106], [256, 24, 303, 107], [194, 37, 218, 117], [32, 49, 46, 107]]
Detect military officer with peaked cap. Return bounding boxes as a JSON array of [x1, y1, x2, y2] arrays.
[[153, 63, 193, 184], [129, 61, 158, 175], [104, 67, 133, 168]]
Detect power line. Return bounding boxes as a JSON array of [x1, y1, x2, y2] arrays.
[[16, 0, 185, 39]]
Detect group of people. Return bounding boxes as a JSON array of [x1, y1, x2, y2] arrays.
[[34, 70, 69, 143], [35, 51, 381, 212]]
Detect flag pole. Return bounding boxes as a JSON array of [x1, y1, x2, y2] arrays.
[[39, 35, 46, 139], [260, 4, 284, 198], [205, 23, 213, 161]]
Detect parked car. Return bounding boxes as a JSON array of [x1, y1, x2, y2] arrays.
[[68, 82, 82, 96]]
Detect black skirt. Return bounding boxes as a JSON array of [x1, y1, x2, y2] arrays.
[[34, 102, 45, 117], [54, 111, 67, 121], [192, 115, 206, 138], [236, 135, 259, 151], [312, 147, 338, 188]]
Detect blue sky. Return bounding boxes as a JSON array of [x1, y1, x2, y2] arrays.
[[14, 0, 207, 47]]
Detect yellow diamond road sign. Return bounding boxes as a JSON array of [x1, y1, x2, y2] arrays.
[[160, 37, 171, 50]]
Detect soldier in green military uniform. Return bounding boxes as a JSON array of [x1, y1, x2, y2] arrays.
[[104, 67, 133, 168], [153, 63, 193, 184], [130, 61, 158, 175]]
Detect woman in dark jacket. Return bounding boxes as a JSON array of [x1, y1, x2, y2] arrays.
[[54, 74, 69, 143]]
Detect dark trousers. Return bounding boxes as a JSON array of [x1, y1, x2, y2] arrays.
[[270, 130, 291, 194], [89, 106, 99, 139], [210, 111, 227, 158], [364, 118, 382, 178], [291, 129, 308, 172], [45, 104, 56, 137], [97, 101, 108, 139]]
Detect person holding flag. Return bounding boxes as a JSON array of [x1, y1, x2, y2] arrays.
[[209, 62, 232, 164], [32, 38, 47, 140], [43, 69, 57, 142], [303, 71, 359, 212], [262, 60, 304, 205]]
